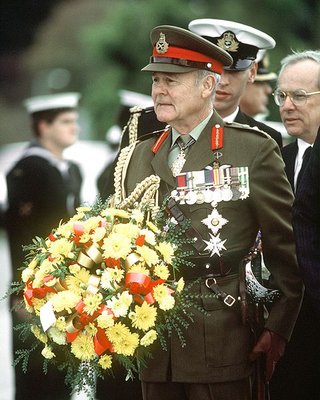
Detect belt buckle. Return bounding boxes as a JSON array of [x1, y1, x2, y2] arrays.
[[223, 294, 236, 307]]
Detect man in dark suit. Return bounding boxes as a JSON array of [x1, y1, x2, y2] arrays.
[[269, 50, 320, 400], [5, 92, 83, 400], [189, 19, 283, 148], [115, 24, 303, 400]]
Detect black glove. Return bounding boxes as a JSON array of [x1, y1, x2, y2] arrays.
[[249, 329, 286, 381]]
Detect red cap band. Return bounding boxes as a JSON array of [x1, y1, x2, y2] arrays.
[[153, 46, 224, 73]]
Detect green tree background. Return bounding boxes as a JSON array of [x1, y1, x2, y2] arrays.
[[0, 0, 319, 144]]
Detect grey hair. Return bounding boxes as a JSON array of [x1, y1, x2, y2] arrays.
[[278, 50, 320, 89], [195, 70, 220, 99]]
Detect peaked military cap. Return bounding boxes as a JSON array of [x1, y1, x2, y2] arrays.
[[142, 25, 232, 74], [254, 50, 277, 82], [188, 19, 275, 71], [24, 92, 81, 114]]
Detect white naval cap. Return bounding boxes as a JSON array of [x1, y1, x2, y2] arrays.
[[119, 89, 153, 108], [23, 92, 81, 114], [188, 19, 276, 71]]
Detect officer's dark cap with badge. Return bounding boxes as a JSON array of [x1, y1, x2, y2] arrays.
[[142, 25, 233, 74], [188, 19, 275, 71], [254, 50, 277, 82]]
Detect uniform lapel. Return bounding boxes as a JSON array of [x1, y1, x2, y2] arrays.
[[151, 130, 176, 187], [182, 111, 225, 172]]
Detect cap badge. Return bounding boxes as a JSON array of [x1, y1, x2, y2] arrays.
[[217, 31, 239, 52], [155, 32, 169, 54]]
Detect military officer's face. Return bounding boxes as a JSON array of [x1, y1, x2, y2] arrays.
[[278, 59, 320, 142], [151, 71, 213, 133], [41, 111, 79, 150], [240, 81, 273, 117], [214, 65, 256, 118]]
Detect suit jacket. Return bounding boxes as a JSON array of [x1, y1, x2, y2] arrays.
[[281, 141, 298, 190], [122, 111, 303, 383], [235, 110, 283, 148], [293, 129, 320, 309]]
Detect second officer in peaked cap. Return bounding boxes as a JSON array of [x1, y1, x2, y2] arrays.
[[112, 24, 303, 400]]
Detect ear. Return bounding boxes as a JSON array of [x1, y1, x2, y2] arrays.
[[38, 120, 50, 137], [248, 63, 258, 83], [202, 74, 216, 98]]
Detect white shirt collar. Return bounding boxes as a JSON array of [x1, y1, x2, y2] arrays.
[[222, 107, 239, 123]]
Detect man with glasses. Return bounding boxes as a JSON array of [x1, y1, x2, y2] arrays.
[[270, 49, 320, 400], [188, 19, 283, 148]]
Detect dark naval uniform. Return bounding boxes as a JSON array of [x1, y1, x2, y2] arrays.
[[122, 111, 303, 388], [5, 143, 82, 400]]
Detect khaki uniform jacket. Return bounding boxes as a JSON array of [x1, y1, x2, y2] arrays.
[[123, 111, 303, 383]]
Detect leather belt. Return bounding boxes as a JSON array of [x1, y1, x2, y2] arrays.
[[179, 257, 238, 280]]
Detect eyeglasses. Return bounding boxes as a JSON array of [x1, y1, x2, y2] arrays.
[[273, 89, 320, 106]]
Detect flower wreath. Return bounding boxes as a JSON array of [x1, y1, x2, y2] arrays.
[[11, 192, 197, 395]]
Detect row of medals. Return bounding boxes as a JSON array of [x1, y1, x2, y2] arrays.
[[170, 163, 250, 207]]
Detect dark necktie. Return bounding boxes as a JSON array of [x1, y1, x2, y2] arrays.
[[296, 146, 312, 190], [170, 135, 195, 176]]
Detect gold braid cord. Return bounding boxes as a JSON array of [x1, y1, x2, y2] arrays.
[[111, 106, 160, 217]]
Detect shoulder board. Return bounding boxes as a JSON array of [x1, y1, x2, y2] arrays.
[[225, 121, 270, 138]]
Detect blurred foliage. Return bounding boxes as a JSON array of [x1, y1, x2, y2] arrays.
[[0, 0, 319, 143]]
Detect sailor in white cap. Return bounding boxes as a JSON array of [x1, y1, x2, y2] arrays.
[[5, 92, 82, 400], [189, 19, 282, 148], [240, 50, 277, 119]]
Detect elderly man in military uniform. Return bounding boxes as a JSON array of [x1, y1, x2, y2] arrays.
[[115, 25, 303, 400], [188, 19, 282, 148], [5, 92, 82, 400]]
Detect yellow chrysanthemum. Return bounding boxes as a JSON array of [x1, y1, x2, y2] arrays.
[[49, 238, 74, 258], [51, 290, 81, 314], [28, 258, 38, 270], [41, 345, 55, 359], [107, 291, 132, 317], [102, 232, 132, 260], [65, 267, 90, 295], [83, 216, 103, 232], [100, 268, 124, 291], [176, 277, 185, 293], [153, 264, 170, 280], [113, 223, 140, 239], [112, 331, 139, 356], [85, 322, 98, 337], [129, 302, 157, 331], [21, 267, 34, 283], [98, 354, 112, 370], [153, 284, 169, 301], [83, 293, 103, 316], [139, 229, 156, 245], [54, 316, 67, 331], [107, 322, 130, 343], [71, 333, 96, 361], [48, 327, 66, 345], [137, 245, 159, 266], [91, 226, 107, 243], [130, 209, 144, 224], [32, 298, 47, 315], [55, 221, 74, 237], [158, 295, 175, 311], [140, 330, 158, 347], [96, 312, 114, 329], [102, 208, 129, 219], [76, 206, 92, 214], [128, 264, 150, 275], [31, 325, 48, 344], [68, 263, 81, 274], [156, 242, 174, 264], [78, 233, 91, 244]]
